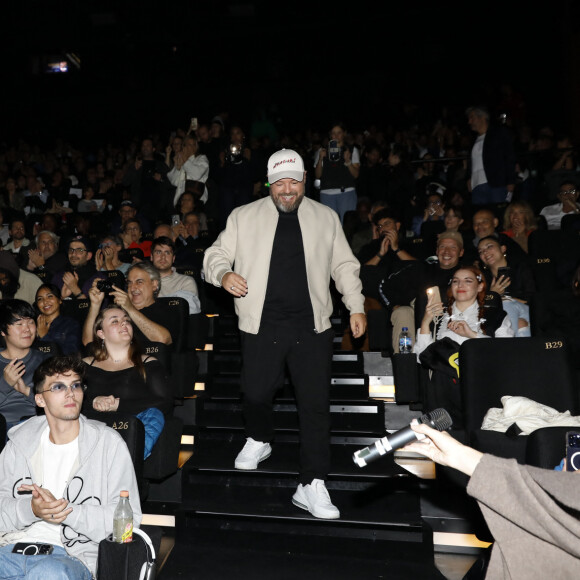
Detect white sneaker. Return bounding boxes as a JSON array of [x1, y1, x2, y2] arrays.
[[234, 438, 272, 470], [292, 479, 340, 519]]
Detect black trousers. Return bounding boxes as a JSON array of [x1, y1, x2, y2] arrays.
[[240, 323, 334, 484]]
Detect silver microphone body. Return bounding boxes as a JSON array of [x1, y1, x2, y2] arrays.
[[353, 408, 453, 467]]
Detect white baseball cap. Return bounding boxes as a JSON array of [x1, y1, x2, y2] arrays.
[[267, 149, 305, 183]]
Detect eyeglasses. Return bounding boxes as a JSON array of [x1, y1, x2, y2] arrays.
[[560, 189, 577, 196], [38, 381, 86, 395], [68, 247, 88, 254], [428, 200, 443, 206]]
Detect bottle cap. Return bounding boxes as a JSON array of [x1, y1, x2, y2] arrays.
[[120, 490, 129, 498]]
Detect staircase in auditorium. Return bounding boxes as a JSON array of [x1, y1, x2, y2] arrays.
[[159, 311, 445, 579]]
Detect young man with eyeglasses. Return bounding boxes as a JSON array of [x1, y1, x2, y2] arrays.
[[150, 236, 201, 314], [51, 236, 105, 300], [0, 355, 141, 579], [540, 180, 580, 230], [0, 299, 51, 430]]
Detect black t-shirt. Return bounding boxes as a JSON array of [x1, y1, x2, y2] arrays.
[[261, 210, 314, 329]]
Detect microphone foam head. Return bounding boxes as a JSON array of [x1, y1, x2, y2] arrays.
[[421, 408, 453, 431]]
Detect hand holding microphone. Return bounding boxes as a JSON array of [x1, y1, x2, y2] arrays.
[[353, 408, 453, 468]]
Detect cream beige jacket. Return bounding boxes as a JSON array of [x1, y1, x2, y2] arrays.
[[203, 196, 365, 334]]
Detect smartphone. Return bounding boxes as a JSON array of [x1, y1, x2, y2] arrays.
[[497, 266, 512, 280], [426, 285, 442, 305], [190, 117, 198, 131], [171, 214, 181, 227], [12, 542, 54, 555], [328, 139, 341, 162], [566, 431, 580, 471], [497, 266, 512, 295]]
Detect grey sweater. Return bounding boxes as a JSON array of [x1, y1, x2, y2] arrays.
[[467, 454, 580, 579], [0, 415, 142, 576], [0, 349, 49, 424]]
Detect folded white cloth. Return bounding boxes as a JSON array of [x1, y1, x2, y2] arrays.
[[482, 395, 580, 435]]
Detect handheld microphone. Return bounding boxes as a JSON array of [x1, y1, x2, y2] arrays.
[[353, 408, 452, 467]]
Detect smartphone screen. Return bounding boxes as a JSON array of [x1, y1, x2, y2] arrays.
[[566, 431, 580, 471], [497, 266, 512, 279], [426, 286, 442, 305]]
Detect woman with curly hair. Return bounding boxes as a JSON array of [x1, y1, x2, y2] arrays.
[[501, 200, 538, 253]]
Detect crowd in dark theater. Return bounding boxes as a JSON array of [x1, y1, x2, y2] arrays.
[[0, 91, 579, 579]]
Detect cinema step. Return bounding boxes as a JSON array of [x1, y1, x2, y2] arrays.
[[180, 470, 423, 532], [205, 374, 371, 402], [209, 350, 365, 376], [194, 399, 386, 436], [188, 431, 397, 480]]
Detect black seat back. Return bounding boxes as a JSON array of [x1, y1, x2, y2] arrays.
[[97, 413, 145, 496], [525, 426, 572, 469], [33, 341, 63, 357], [460, 336, 578, 458], [61, 298, 91, 327], [155, 296, 189, 352]]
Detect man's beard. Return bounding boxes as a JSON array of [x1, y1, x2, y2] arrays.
[[270, 191, 305, 213]]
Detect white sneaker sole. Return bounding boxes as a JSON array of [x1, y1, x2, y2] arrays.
[[292, 495, 340, 520], [234, 448, 272, 470]]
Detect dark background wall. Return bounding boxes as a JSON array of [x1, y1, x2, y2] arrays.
[[2, 1, 578, 146]]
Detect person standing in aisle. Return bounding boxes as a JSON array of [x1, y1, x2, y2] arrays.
[[204, 148, 366, 519]]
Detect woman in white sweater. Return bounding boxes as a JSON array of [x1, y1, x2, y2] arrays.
[[413, 265, 513, 426], [414, 265, 513, 359]]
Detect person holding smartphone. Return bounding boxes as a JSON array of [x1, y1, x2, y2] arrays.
[[414, 266, 513, 424], [314, 122, 360, 224], [477, 235, 535, 337]]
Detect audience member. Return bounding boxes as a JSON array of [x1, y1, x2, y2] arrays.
[[121, 218, 152, 258], [414, 266, 513, 424], [466, 106, 516, 206], [168, 133, 210, 208], [0, 209, 10, 246], [405, 422, 580, 580], [349, 200, 388, 256], [5, 219, 30, 267], [215, 125, 258, 228], [82, 304, 171, 458], [0, 299, 51, 429], [357, 208, 416, 302], [500, 200, 538, 253], [477, 235, 535, 337], [0, 250, 43, 303], [26, 230, 67, 280], [380, 231, 465, 352], [539, 179, 580, 230], [462, 207, 528, 266], [150, 236, 201, 314], [122, 137, 172, 221], [314, 122, 360, 223], [82, 261, 172, 347], [95, 233, 131, 275], [51, 235, 104, 299], [110, 200, 151, 236], [0, 355, 141, 579], [35, 283, 82, 354]]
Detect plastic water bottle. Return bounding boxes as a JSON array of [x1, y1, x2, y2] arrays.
[[113, 490, 133, 543], [398, 327, 412, 354]]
